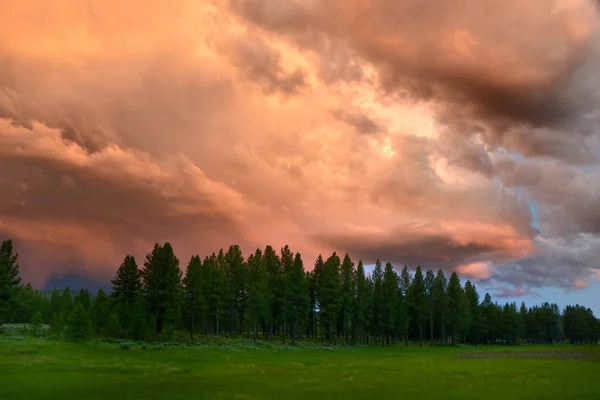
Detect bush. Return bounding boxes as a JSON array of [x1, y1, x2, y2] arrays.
[[29, 311, 43, 336], [66, 303, 91, 342]]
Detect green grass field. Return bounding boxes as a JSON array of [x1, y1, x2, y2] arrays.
[[1, 335, 599, 400]]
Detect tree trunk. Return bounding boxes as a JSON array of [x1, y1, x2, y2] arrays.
[[292, 318, 298, 345], [216, 304, 220, 336], [253, 320, 258, 342], [440, 308, 445, 343], [429, 304, 434, 343], [190, 312, 195, 341], [418, 311, 423, 347], [282, 315, 286, 344]]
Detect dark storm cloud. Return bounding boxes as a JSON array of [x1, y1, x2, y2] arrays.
[[313, 231, 510, 272], [224, 35, 308, 95], [230, 0, 600, 161], [331, 109, 385, 135]]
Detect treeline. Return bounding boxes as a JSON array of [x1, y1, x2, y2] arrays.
[[1, 239, 599, 345]]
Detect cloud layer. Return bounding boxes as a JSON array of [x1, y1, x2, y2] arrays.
[[1, 0, 599, 294]]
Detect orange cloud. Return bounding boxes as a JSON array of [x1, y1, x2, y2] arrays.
[[0, 0, 598, 295], [455, 262, 494, 280], [574, 279, 589, 289]]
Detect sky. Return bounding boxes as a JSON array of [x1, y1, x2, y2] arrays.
[[1, 0, 599, 313]]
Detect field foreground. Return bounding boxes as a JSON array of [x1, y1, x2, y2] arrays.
[[1, 337, 599, 400]]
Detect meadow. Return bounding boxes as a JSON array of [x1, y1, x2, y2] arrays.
[[1, 332, 599, 400]]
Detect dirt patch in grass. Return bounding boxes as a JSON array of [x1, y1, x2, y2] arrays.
[[460, 351, 597, 359]]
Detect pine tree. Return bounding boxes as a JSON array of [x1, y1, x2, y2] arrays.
[[263, 246, 281, 340], [399, 266, 412, 345], [90, 289, 111, 335], [424, 269, 436, 343], [66, 303, 91, 342], [111, 255, 142, 336], [382, 262, 398, 346], [320, 252, 341, 344], [464, 280, 480, 345], [183, 255, 204, 340], [279, 245, 294, 343], [141, 242, 182, 334], [204, 252, 228, 336], [307, 270, 318, 339], [247, 249, 270, 341], [447, 272, 464, 345], [371, 260, 384, 343], [410, 266, 426, 347], [312, 255, 324, 340], [50, 289, 61, 317], [29, 310, 43, 336], [433, 270, 448, 343], [104, 311, 122, 338], [50, 312, 64, 338], [481, 293, 495, 344], [225, 244, 246, 336], [0, 239, 21, 324], [60, 287, 73, 320], [130, 292, 150, 340], [74, 289, 92, 311], [287, 252, 309, 344], [339, 253, 355, 344], [353, 261, 369, 343], [13, 283, 42, 323]]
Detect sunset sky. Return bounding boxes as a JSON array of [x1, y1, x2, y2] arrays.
[[1, 0, 599, 313]]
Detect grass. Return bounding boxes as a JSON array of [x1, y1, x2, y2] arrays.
[[1, 334, 599, 400]]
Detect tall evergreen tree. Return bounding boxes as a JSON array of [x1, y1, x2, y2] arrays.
[[111, 255, 142, 303], [287, 252, 309, 344], [0, 239, 21, 324], [111, 255, 142, 335], [74, 289, 92, 311], [60, 287, 73, 320], [247, 249, 270, 341], [399, 266, 412, 345], [264, 246, 282, 339], [50, 289, 62, 318], [371, 260, 384, 342], [311, 255, 324, 340], [50, 312, 64, 338], [353, 261, 369, 343], [141, 242, 182, 334], [433, 270, 448, 343], [280, 245, 294, 342], [66, 302, 91, 342], [183, 255, 204, 340], [410, 266, 426, 347], [424, 269, 436, 343], [90, 289, 111, 335], [226, 244, 246, 336], [29, 311, 43, 336], [339, 253, 355, 344], [382, 262, 398, 346], [481, 293, 495, 344], [464, 280, 480, 345], [320, 252, 341, 344], [447, 272, 464, 345]]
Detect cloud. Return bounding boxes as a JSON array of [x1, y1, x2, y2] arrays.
[[0, 0, 597, 298], [456, 262, 494, 280], [221, 34, 309, 95], [493, 285, 533, 299], [493, 233, 600, 289], [574, 279, 589, 289], [231, 0, 600, 161], [314, 225, 531, 276], [331, 109, 386, 135]]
